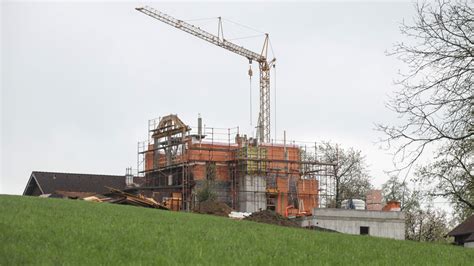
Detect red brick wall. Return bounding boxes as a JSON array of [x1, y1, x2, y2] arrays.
[[366, 189, 383, 211]]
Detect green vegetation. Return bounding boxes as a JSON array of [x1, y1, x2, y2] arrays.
[[197, 162, 217, 202], [0, 195, 473, 265]]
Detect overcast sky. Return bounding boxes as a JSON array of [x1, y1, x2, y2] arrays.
[[1, 1, 416, 195]]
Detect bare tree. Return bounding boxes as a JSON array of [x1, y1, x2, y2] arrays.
[[381, 177, 450, 242], [317, 142, 372, 207], [381, 176, 421, 211], [405, 207, 451, 242], [416, 140, 473, 221], [378, 1, 473, 215]]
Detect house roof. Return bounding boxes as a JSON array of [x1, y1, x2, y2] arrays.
[[448, 215, 474, 237], [465, 233, 474, 243], [24, 171, 126, 195]]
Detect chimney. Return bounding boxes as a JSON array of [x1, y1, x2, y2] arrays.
[[198, 113, 202, 138], [125, 167, 134, 187]]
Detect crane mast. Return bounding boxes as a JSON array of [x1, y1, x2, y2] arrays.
[[136, 6, 275, 143]]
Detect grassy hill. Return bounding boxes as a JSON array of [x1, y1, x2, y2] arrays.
[[0, 195, 473, 265]]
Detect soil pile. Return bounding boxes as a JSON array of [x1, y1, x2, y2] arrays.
[[194, 200, 233, 217], [244, 210, 299, 227]]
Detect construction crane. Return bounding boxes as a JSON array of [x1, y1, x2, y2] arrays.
[[136, 6, 276, 143]]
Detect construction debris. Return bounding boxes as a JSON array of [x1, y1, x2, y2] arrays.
[[54, 191, 97, 199], [38, 191, 97, 199], [163, 193, 182, 211], [105, 187, 169, 210], [194, 200, 233, 217], [83, 196, 103, 202], [37, 187, 170, 210], [244, 210, 300, 227], [228, 211, 252, 219]]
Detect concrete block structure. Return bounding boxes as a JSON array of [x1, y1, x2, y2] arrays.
[[301, 208, 405, 240], [239, 176, 266, 212]]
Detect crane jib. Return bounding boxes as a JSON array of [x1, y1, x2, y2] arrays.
[[136, 7, 264, 62]]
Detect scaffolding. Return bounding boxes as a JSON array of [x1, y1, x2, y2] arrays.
[[137, 115, 337, 214]]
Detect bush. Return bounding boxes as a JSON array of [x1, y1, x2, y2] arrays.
[[196, 180, 217, 202]]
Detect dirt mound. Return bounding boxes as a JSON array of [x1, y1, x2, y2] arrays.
[[194, 200, 233, 217], [244, 210, 299, 227]]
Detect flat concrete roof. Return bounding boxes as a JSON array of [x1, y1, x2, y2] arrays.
[[313, 208, 405, 220]]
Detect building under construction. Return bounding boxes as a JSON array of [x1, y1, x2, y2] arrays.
[[133, 7, 336, 216], [137, 114, 336, 216]]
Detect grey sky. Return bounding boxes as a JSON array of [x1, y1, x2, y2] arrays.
[[1, 1, 415, 194]]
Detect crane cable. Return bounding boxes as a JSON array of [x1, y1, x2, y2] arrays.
[[274, 63, 277, 141], [248, 63, 253, 126], [269, 38, 277, 139], [222, 18, 264, 34], [227, 34, 265, 41], [183, 17, 218, 22]]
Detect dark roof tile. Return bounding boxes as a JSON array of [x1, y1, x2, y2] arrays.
[[465, 233, 474, 243], [30, 171, 126, 195], [448, 215, 474, 236]]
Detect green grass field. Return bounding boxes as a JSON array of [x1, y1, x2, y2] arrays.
[[0, 195, 473, 265]]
